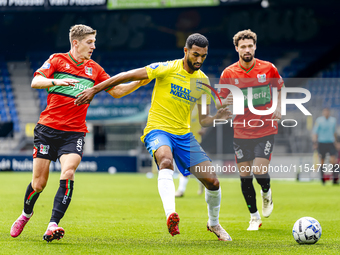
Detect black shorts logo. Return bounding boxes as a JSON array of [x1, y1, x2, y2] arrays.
[[40, 144, 50, 155], [236, 149, 244, 159], [76, 138, 83, 152], [264, 141, 272, 155]]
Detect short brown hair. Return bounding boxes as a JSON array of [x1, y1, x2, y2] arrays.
[[233, 29, 257, 47], [69, 24, 96, 44]]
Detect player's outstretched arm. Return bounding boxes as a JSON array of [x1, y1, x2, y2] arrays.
[[107, 79, 152, 99], [74, 67, 149, 105], [216, 94, 232, 109], [198, 104, 232, 127], [31, 75, 78, 89]]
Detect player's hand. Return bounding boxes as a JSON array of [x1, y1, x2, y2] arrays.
[[74, 87, 96, 106], [215, 107, 232, 120], [271, 106, 281, 121], [55, 78, 79, 86], [198, 127, 207, 136], [225, 94, 233, 106]]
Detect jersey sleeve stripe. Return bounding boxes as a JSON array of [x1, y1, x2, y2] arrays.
[[38, 71, 47, 78]]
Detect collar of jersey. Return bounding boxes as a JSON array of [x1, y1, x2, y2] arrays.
[[68, 52, 85, 67], [238, 59, 256, 73]]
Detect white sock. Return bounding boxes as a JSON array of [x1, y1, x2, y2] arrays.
[[205, 188, 221, 226], [22, 210, 32, 218], [262, 188, 271, 197], [48, 222, 58, 228], [250, 211, 261, 219], [177, 175, 189, 192], [158, 169, 176, 218]]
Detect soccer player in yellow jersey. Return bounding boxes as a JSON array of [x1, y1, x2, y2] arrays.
[[75, 34, 232, 241]]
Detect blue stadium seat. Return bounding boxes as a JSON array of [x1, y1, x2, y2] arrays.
[[0, 109, 8, 122], [13, 120, 20, 132]]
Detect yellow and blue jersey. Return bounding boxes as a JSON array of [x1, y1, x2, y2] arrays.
[[141, 59, 211, 142]]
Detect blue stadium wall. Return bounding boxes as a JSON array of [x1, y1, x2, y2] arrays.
[[0, 4, 339, 60], [0, 155, 137, 172]]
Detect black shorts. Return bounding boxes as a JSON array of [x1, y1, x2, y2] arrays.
[[318, 143, 337, 159], [233, 135, 275, 163], [33, 124, 85, 162]]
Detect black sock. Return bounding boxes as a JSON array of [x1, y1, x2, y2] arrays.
[[240, 176, 257, 213], [320, 165, 325, 183], [254, 173, 271, 193], [50, 179, 74, 224], [333, 165, 339, 184], [24, 183, 40, 215]]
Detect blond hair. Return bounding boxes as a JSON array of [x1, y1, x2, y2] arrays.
[[69, 24, 96, 44], [233, 29, 257, 47]]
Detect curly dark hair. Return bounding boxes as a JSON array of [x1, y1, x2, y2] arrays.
[[233, 29, 257, 47]]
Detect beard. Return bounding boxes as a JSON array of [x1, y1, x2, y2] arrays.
[[187, 58, 201, 71], [241, 54, 253, 63]]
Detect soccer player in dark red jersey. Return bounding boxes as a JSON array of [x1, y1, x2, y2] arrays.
[[10, 24, 143, 242], [218, 29, 284, 231]]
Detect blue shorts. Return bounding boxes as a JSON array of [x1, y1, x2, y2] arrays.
[[144, 130, 211, 176]]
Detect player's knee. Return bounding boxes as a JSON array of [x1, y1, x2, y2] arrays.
[[62, 169, 76, 180], [158, 158, 173, 170], [204, 178, 220, 190], [32, 181, 46, 193]]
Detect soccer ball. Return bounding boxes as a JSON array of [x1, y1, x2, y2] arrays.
[[292, 217, 322, 244]]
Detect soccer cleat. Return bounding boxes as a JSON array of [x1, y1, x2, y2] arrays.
[[261, 189, 274, 218], [10, 212, 33, 237], [207, 223, 232, 241], [175, 190, 184, 198], [247, 217, 262, 231], [166, 212, 180, 236], [43, 224, 65, 242]]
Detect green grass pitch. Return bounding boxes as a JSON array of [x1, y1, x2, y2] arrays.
[[0, 172, 339, 254]]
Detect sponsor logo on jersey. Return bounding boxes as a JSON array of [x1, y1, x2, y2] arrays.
[[170, 83, 197, 103], [85, 66, 93, 76], [39, 144, 50, 155], [176, 73, 186, 78], [257, 74, 266, 83], [42, 62, 50, 69], [235, 79, 239, 84], [196, 79, 203, 89]]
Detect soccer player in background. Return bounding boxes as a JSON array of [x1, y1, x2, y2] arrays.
[[312, 107, 339, 184], [217, 29, 284, 231], [10, 24, 144, 242], [75, 33, 233, 241]]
